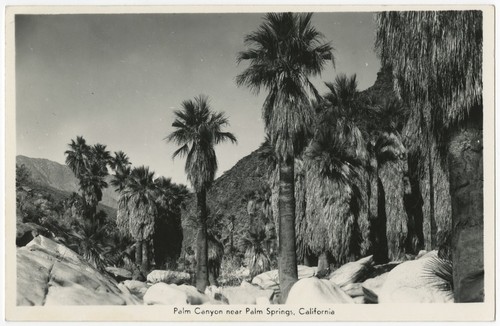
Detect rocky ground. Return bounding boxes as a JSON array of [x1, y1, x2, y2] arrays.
[[17, 235, 453, 306]]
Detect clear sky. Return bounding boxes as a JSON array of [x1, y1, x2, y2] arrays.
[[15, 12, 380, 186]]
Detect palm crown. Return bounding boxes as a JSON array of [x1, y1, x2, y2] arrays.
[[167, 95, 237, 192], [118, 166, 158, 241], [236, 12, 333, 161]]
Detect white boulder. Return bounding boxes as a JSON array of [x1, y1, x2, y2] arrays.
[[252, 265, 317, 292], [17, 236, 140, 306], [378, 251, 453, 303], [143, 283, 188, 305], [286, 278, 354, 304], [329, 255, 374, 287], [147, 270, 191, 285]]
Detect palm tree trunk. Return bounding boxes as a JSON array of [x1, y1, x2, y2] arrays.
[[278, 160, 298, 303], [141, 240, 149, 274], [379, 161, 408, 261], [448, 122, 483, 302], [373, 178, 389, 264], [425, 132, 438, 249], [195, 188, 209, 292], [317, 251, 330, 272], [135, 240, 142, 267]]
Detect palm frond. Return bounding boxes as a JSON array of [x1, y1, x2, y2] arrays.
[[375, 11, 482, 132]]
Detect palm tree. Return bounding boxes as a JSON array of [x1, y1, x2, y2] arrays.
[[371, 131, 409, 262], [167, 95, 236, 292], [109, 150, 131, 172], [236, 12, 333, 302], [375, 11, 483, 302], [65, 137, 110, 226], [90, 143, 112, 175], [300, 74, 369, 268], [118, 166, 158, 274]]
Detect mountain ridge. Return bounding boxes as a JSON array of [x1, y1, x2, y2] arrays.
[[16, 155, 118, 209]]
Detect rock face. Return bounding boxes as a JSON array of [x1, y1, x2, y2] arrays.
[[329, 255, 374, 287], [251, 265, 317, 293], [378, 251, 454, 303], [286, 278, 354, 304], [147, 270, 191, 285], [17, 235, 140, 306]]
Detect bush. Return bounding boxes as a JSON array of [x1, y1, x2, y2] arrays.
[[217, 255, 249, 287]]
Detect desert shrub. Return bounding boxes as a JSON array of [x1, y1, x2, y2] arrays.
[[217, 255, 249, 287]]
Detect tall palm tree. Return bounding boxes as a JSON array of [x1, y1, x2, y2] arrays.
[[167, 95, 236, 292], [300, 74, 369, 268], [118, 166, 158, 274], [236, 12, 333, 302], [375, 11, 483, 302]]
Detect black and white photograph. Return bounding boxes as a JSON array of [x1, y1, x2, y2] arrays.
[[5, 5, 495, 322]]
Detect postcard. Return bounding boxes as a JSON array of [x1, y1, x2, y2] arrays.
[[5, 4, 495, 322]]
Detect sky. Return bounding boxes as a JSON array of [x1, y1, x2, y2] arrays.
[[15, 12, 380, 186]]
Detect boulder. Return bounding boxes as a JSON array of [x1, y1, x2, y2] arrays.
[[329, 255, 374, 287], [286, 278, 354, 304], [123, 280, 149, 299], [362, 273, 389, 303], [147, 270, 191, 285], [251, 265, 317, 292], [378, 251, 454, 303], [178, 284, 214, 305], [106, 267, 132, 282], [17, 235, 140, 306], [341, 282, 364, 297], [209, 281, 274, 305], [143, 283, 188, 305], [143, 283, 214, 305]]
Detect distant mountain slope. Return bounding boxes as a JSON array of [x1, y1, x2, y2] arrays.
[[16, 155, 118, 209]]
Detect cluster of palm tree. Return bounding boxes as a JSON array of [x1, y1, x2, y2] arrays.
[[113, 162, 189, 275], [233, 11, 483, 303], [65, 137, 188, 275], [375, 11, 483, 302]]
